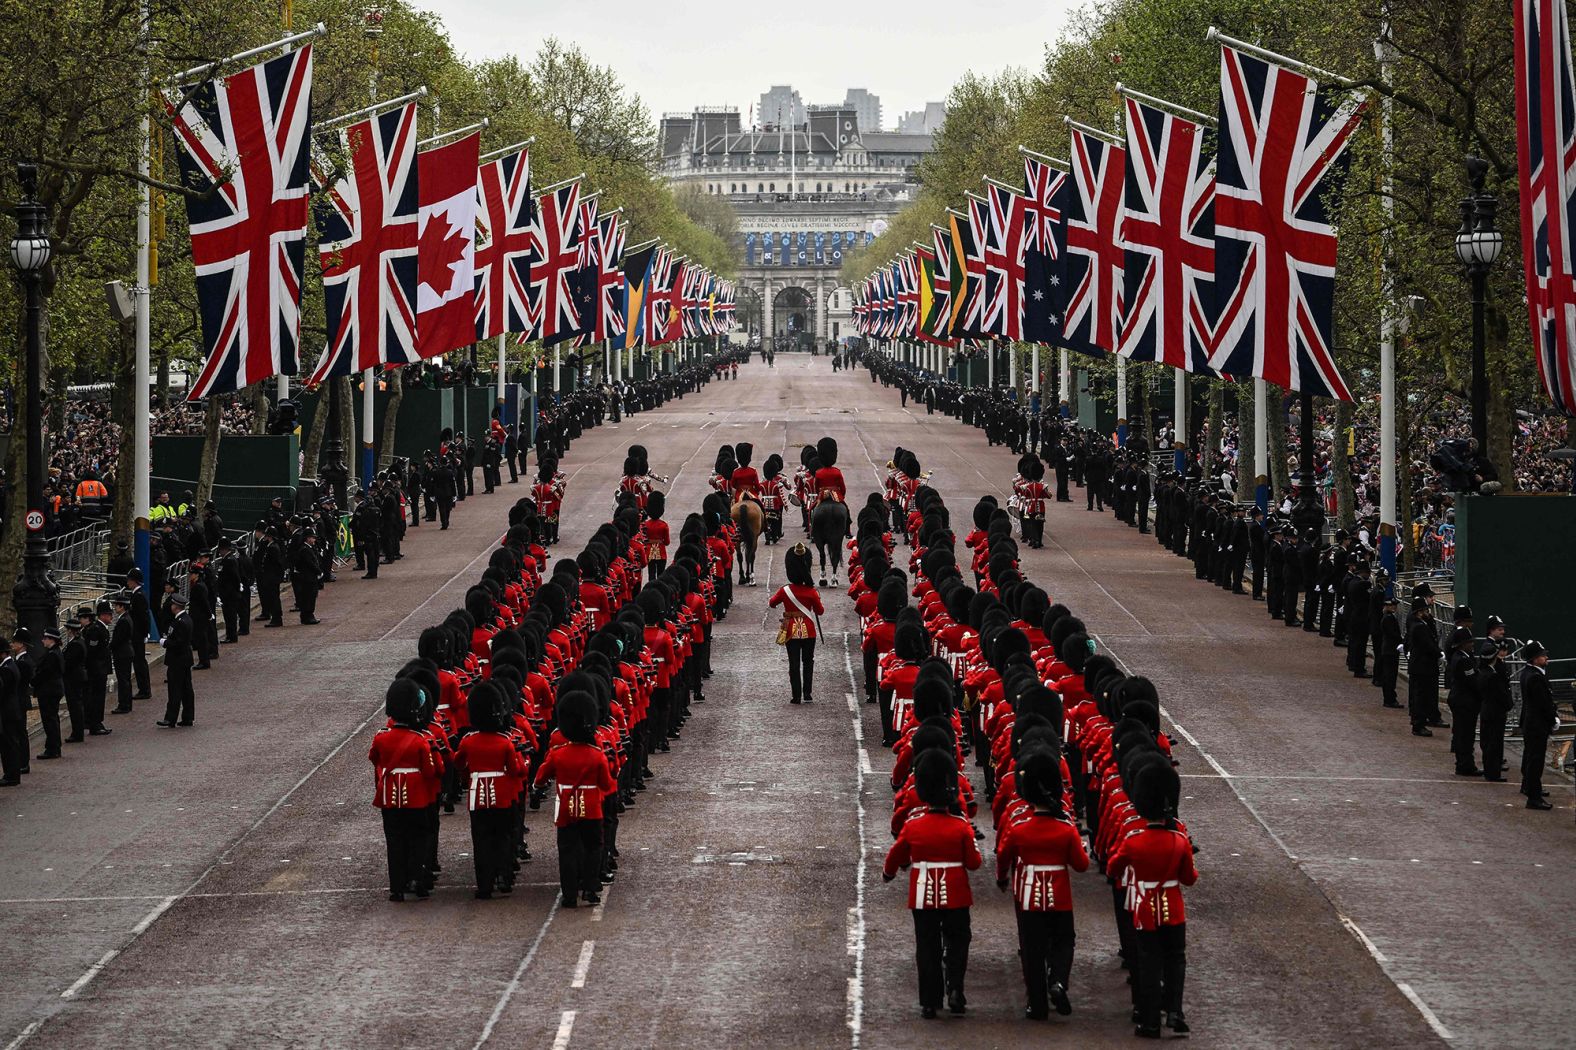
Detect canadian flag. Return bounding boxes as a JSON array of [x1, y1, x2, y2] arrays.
[[415, 132, 481, 359]]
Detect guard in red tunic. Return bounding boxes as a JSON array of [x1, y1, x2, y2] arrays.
[[729, 442, 762, 499], [995, 748, 1089, 1019], [368, 678, 442, 902], [759, 454, 789, 544], [813, 436, 846, 503], [1108, 757, 1197, 1037], [455, 681, 528, 898], [883, 749, 983, 1019], [641, 491, 671, 582], [792, 445, 816, 529], [531, 457, 564, 545], [617, 455, 648, 512], [532, 689, 617, 908], [1019, 456, 1050, 549], [710, 445, 736, 499]]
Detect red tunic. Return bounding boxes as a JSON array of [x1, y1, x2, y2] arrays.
[[368, 726, 441, 809], [455, 731, 528, 810], [1108, 825, 1197, 930], [883, 808, 983, 909], [532, 741, 617, 826], [768, 584, 824, 640], [730, 466, 762, 498], [642, 519, 670, 562], [813, 465, 847, 502], [995, 811, 1089, 911]]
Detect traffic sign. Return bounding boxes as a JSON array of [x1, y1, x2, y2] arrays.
[[24, 509, 44, 532]]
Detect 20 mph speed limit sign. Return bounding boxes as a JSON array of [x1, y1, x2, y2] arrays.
[[24, 510, 43, 532]]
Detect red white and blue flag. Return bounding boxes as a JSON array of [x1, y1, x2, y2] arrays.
[[1021, 154, 1067, 345], [309, 100, 421, 384], [1516, 0, 1576, 414], [524, 178, 584, 347], [593, 213, 626, 344], [164, 45, 314, 399], [1209, 45, 1365, 400], [473, 146, 533, 340], [981, 181, 1028, 341], [1118, 98, 1218, 373], [1062, 127, 1126, 357]]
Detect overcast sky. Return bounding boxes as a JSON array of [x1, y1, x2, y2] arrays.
[[424, 0, 1077, 129]]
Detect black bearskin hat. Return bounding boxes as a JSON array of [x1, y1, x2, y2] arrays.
[[556, 689, 599, 745], [622, 455, 640, 477], [1129, 754, 1180, 823], [385, 677, 424, 724], [467, 681, 505, 733], [1017, 747, 1064, 810], [912, 676, 954, 723], [1017, 452, 1038, 477], [914, 748, 959, 810], [646, 490, 666, 520], [816, 435, 838, 468], [1057, 632, 1092, 674], [972, 498, 995, 532], [876, 578, 908, 622], [538, 457, 557, 482], [714, 446, 737, 476], [894, 621, 929, 663], [734, 442, 754, 467], [800, 444, 817, 468], [785, 542, 814, 587], [763, 453, 784, 480], [1023, 456, 1045, 481]]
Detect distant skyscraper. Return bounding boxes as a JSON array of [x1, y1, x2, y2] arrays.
[[844, 88, 882, 134], [896, 102, 946, 135], [758, 85, 805, 128]]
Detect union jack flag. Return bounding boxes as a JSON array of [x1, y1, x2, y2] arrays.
[[473, 147, 533, 340], [1209, 45, 1365, 400], [593, 213, 626, 343], [679, 261, 700, 339], [1516, 0, 1576, 414], [1021, 154, 1067, 345], [1118, 97, 1218, 373], [165, 46, 314, 399], [308, 100, 420, 384], [648, 248, 679, 345], [981, 182, 1028, 340], [1063, 127, 1126, 357], [525, 178, 584, 347]]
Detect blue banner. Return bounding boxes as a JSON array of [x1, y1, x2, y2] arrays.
[[796, 230, 808, 265], [814, 231, 825, 265], [763, 232, 774, 264], [744, 232, 756, 266], [780, 232, 791, 267]]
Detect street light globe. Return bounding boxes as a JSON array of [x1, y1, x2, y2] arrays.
[[1473, 228, 1503, 266], [10, 234, 49, 273]]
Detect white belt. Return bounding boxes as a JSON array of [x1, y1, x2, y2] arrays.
[[914, 861, 962, 872], [468, 770, 505, 810], [1018, 863, 1068, 910], [554, 783, 601, 822], [383, 766, 420, 808]]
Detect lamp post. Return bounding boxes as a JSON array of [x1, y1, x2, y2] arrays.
[[1454, 156, 1502, 453], [11, 162, 60, 640]]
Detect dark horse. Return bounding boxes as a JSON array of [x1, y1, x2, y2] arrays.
[[809, 498, 851, 586]]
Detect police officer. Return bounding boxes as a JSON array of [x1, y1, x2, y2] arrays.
[[1477, 639, 1512, 784], [124, 568, 153, 698], [31, 629, 64, 761], [215, 538, 248, 643], [291, 531, 324, 625], [110, 592, 136, 714], [81, 604, 112, 734], [254, 523, 286, 628], [156, 593, 196, 728], [1518, 640, 1556, 809], [352, 491, 382, 580], [1344, 561, 1372, 677], [1445, 626, 1481, 774], [1406, 584, 1443, 734]]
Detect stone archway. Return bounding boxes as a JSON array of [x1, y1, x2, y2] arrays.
[[771, 286, 816, 350]]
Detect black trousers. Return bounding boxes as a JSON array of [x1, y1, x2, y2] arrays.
[[1252, 559, 1265, 600], [1522, 730, 1550, 799], [1283, 586, 1301, 624], [292, 579, 319, 622], [437, 499, 452, 529], [132, 642, 150, 696], [787, 638, 816, 701], [85, 674, 108, 729], [112, 651, 133, 709], [1408, 667, 1440, 728], [1480, 705, 1506, 780], [64, 682, 87, 737], [359, 540, 379, 577], [647, 559, 666, 583], [381, 808, 427, 894], [1347, 625, 1370, 674], [0, 702, 25, 779], [557, 819, 604, 903], [911, 908, 971, 1009], [470, 808, 514, 892], [1448, 696, 1481, 771], [1134, 924, 1187, 1029], [37, 694, 62, 755], [258, 578, 282, 624], [164, 664, 195, 724], [221, 590, 245, 640], [1015, 909, 1075, 1012]]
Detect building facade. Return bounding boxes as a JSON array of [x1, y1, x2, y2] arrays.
[[659, 105, 933, 347], [844, 88, 882, 134]]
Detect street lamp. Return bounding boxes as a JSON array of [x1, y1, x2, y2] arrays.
[[10, 161, 60, 641], [1454, 156, 1502, 453]]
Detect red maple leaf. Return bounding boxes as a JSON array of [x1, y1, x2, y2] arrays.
[[418, 206, 467, 295]]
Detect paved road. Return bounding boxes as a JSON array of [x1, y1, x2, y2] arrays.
[[3, 358, 1571, 1049]]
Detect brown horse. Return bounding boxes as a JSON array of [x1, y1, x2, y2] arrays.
[[730, 495, 763, 585]]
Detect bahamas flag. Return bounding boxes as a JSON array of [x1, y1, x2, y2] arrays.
[[619, 242, 657, 349]]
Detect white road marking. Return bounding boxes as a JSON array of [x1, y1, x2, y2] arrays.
[[1340, 917, 1454, 1040], [841, 637, 867, 1050], [1, 1021, 43, 1050], [589, 884, 610, 922], [472, 896, 562, 1049], [550, 1010, 577, 1050], [60, 951, 117, 999], [570, 940, 595, 988]]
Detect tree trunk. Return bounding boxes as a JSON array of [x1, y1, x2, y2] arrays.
[[1333, 398, 1356, 529], [1266, 384, 1290, 499], [251, 381, 270, 436], [110, 326, 136, 548], [156, 348, 170, 407], [337, 375, 357, 489], [379, 374, 403, 469], [194, 396, 223, 508], [1235, 383, 1256, 503], [302, 386, 329, 478]]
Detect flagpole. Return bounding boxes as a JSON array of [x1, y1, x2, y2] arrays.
[[1174, 373, 1187, 473], [1205, 26, 1355, 87], [163, 22, 326, 86], [496, 333, 507, 412], [1059, 350, 1071, 419], [478, 135, 535, 163], [361, 15, 382, 493], [1063, 117, 1123, 146], [315, 86, 429, 133], [1114, 83, 1218, 126], [1017, 145, 1070, 170], [1376, 23, 1398, 582], [1254, 377, 1269, 511], [1116, 357, 1128, 446], [417, 117, 488, 150]]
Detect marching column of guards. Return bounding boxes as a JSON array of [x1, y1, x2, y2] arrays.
[[844, 450, 1197, 1037]]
